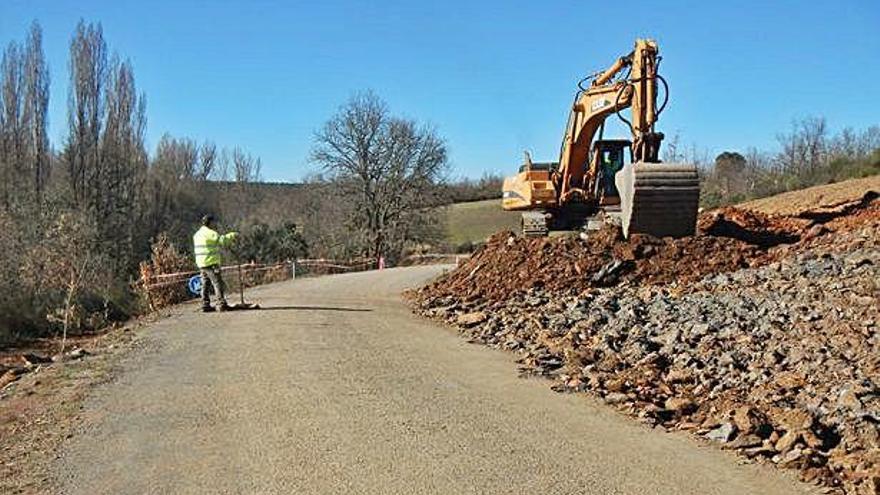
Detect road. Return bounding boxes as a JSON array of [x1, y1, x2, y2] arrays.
[[54, 266, 811, 494]]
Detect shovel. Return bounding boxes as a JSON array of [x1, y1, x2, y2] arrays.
[[228, 249, 261, 311]]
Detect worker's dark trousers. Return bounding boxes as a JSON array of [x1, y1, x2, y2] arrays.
[[200, 265, 227, 308]]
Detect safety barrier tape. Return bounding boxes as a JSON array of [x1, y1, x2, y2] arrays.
[[138, 253, 464, 291], [137, 259, 375, 290]]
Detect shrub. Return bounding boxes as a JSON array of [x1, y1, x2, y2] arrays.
[[137, 233, 193, 311]]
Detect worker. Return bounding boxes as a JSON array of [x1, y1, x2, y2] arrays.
[[193, 214, 238, 312], [601, 149, 623, 198]]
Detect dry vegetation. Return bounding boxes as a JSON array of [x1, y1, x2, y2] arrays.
[[668, 119, 880, 208], [0, 23, 463, 346], [0, 22, 287, 345]]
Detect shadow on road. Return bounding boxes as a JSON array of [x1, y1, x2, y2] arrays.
[[259, 305, 372, 312]]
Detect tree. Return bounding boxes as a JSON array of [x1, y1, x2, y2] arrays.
[[20, 210, 109, 354], [144, 134, 222, 247], [0, 21, 50, 210], [231, 146, 262, 182], [299, 176, 360, 259], [63, 20, 148, 274], [311, 91, 448, 261], [713, 151, 747, 198], [0, 39, 24, 210], [232, 222, 308, 264], [776, 116, 828, 183], [65, 21, 108, 208], [23, 22, 50, 199]]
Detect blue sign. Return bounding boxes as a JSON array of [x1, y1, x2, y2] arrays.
[[187, 275, 202, 296]]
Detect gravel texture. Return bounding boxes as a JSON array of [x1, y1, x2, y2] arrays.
[[411, 198, 879, 493]]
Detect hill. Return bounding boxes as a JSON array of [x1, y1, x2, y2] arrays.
[[444, 199, 520, 246], [738, 174, 880, 215]]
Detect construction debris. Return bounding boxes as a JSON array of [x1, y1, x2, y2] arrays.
[[410, 195, 880, 493]]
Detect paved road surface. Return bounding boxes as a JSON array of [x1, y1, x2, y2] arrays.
[[55, 266, 811, 494]]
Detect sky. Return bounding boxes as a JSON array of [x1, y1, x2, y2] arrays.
[[1, 0, 878, 182]]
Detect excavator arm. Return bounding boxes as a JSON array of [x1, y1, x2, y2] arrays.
[[556, 39, 660, 202], [556, 77, 632, 203]]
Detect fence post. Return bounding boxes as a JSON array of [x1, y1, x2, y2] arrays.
[[291, 260, 296, 280], [139, 263, 155, 312]]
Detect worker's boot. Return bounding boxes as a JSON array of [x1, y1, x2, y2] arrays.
[[218, 302, 232, 312], [202, 305, 216, 313]]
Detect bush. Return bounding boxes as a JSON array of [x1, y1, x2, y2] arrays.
[[0, 204, 117, 345], [137, 233, 193, 311], [454, 240, 476, 254], [232, 222, 308, 264]]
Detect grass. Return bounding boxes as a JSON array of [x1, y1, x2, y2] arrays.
[[444, 199, 521, 245]]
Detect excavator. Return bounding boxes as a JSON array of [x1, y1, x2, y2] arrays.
[[502, 39, 699, 238]]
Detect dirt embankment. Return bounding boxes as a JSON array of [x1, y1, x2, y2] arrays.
[[739, 175, 880, 216], [410, 187, 880, 494]]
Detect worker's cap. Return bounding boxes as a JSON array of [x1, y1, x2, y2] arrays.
[[201, 214, 215, 226]]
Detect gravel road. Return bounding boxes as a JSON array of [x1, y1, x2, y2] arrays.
[[54, 266, 811, 494]]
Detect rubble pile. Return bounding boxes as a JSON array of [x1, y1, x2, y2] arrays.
[[428, 226, 763, 303], [410, 197, 880, 492]]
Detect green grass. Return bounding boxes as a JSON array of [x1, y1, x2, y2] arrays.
[[444, 199, 522, 245]]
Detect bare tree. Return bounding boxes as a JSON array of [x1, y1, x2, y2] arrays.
[[103, 58, 148, 269], [311, 91, 448, 260], [662, 132, 685, 163], [65, 20, 108, 207], [144, 134, 220, 247], [198, 141, 218, 180], [153, 133, 198, 179], [23, 21, 50, 198], [231, 146, 262, 182], [299, 176, 359, 258], [63, 20, 148, 273], [20, 210, 108, 355], [777, 116, 828, 181], [829, 125, 880, 161], [0, 40, 23, 209], [0, 21, 49, 209]]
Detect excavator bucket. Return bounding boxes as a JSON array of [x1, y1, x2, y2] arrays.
[[615, 162, 700, 238]]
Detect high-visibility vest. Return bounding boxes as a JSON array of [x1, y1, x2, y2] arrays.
[[193, 226, 237, 268]]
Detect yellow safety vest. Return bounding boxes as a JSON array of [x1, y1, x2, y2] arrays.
[[193, 226, 237, 268]]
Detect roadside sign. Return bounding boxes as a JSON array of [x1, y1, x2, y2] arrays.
[[187, 275, 202, 296]]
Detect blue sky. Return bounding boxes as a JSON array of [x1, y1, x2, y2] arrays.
[[2, 0, 878, 182]]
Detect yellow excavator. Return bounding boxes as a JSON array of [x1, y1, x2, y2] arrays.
[[502, 39, 699, 238]]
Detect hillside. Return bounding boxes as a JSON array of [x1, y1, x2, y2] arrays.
[[444, 199, 520, 246], [738, 175, 880, 215]]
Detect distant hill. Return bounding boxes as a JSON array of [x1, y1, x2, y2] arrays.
[[204, 180, 306, 193], [443, 199, 520, 246]]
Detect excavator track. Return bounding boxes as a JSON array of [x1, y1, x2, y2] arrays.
[[615, 162, 700, 239], [521, 211, 549, 237]]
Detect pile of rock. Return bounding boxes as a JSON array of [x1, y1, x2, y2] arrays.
[[419, 198, 879, 306], [410, 201, 879, 493]]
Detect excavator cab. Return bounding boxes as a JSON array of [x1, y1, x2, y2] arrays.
[[592, 140, 631, 205]]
